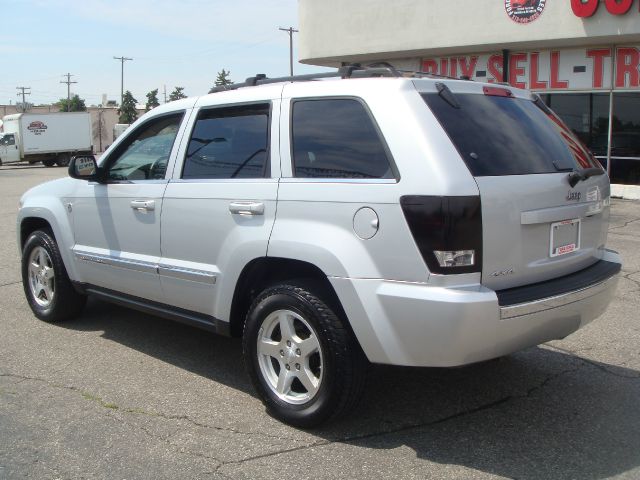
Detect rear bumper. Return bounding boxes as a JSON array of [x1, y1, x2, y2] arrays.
[[330, 250, 621, 367]]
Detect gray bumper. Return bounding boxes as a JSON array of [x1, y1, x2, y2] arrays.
[[331, 250, 621, 367]]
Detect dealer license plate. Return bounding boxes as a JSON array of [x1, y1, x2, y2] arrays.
[[550, 219, 581, 257]]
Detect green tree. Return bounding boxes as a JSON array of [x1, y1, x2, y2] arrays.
[[168, 87, 187, 102], [145, 89, 160, 111], [119, 90, 138, 124], [58, 94, 87, 112], [215, 69, 232, 87]]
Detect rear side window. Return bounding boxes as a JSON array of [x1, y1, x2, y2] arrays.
[[182, 104, 269, 179], [422, 92, 599, 176], [291, 99, 394, 179]]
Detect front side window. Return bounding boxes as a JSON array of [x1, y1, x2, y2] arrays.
[[291, 99, 394, 179], [106, 112, 184, 181], [0, 134, 15, 146], [182, 104, 270, 179]]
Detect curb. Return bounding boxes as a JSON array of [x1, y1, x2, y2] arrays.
[[611, 184, 640, 201]]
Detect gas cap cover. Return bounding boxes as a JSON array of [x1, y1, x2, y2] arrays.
[[353, 207, 379, 240]]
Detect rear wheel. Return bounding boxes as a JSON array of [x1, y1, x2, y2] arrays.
[[55, 154, 71, 167], [42, 159, 56, 167], [243, 282, 367, 428], [21, 230, 86, 322]]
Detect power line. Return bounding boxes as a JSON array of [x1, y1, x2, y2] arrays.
[[60, 73, 78, 111], [113, 56, 133, 107], [279, 27, 299, 76]]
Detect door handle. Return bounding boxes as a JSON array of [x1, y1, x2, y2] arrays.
[[229, 201, 264, 216], [130, 200, 155, 212]]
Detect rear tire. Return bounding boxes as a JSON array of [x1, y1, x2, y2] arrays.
[[21, 229, 86, 322], [55, 154, 71, 167], [243, 282, 367, 428], [42, 159, 55, 167]]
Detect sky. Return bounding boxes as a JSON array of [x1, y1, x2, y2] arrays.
[[1, 0, 328, 106]]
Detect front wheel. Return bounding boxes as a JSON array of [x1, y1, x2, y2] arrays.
[[21, 230, 86, 322], [243, 282, 367, 428]]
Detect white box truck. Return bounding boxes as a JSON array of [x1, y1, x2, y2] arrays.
[[0, 112, 93, 167]]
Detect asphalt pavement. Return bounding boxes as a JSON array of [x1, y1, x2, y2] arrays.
[[1, 164, 639, 480]]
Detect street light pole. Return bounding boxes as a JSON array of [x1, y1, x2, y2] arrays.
[[279, 27, 298, 76], [113, 56, 133, 107]]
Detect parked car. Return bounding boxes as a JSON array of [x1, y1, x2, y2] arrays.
[[17, 66, 621, 427]]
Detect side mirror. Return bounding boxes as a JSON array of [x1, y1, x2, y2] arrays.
[[68, 155, 100, 181]]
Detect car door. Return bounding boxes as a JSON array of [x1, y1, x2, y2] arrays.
[[0, 134, 20, 164], [159, 96, 281, 322], [70, 110, 190, 303]]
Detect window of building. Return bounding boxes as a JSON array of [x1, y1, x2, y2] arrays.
[[291, 99, 394, 179], [542, 92, 640, 185], [182, 104, 270, 179], [106, 113, 184, 181], [610, 93, 640, 184]]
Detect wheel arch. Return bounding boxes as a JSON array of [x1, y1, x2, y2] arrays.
[[18, 207, 78, 281], [228, 257, 349, 338]]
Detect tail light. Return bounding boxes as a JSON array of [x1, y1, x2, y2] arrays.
[[400, 196, 483, 274]]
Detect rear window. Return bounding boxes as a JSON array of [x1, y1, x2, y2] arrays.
[[422, 92, 599, 176]]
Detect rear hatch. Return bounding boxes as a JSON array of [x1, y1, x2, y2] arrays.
[[420, 83, 610, 291]]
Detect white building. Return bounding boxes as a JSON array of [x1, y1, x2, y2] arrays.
[[298, 0, 640, 186]]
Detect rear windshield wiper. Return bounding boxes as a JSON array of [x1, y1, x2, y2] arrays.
[[435, 83, 460, 109], [567, 168, 605, 187]]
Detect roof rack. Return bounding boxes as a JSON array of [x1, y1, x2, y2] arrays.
[[208, 63, 469, 94]]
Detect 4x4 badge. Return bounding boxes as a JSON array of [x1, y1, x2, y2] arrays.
[[566, 191, 581, 201]]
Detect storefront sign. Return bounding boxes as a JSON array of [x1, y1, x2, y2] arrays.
[[422, 46, 640, 90], [505, 0, 547, 23], [572, 0, 639, 17]]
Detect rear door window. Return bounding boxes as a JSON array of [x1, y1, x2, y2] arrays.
[[291, 99, 394, 179], [422, 92, 599, 176], [182, 104, 270, 179]]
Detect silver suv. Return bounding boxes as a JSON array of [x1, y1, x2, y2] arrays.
[[18, 66, 621, 427]]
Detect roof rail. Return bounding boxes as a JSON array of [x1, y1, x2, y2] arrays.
[[207, 64, 470, 94]]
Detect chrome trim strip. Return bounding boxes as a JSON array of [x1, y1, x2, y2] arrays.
[[521, 203, 597, 225], [500, 273, 618, 320], [75, 252, 158, 275], [158, 265, 217, 284]]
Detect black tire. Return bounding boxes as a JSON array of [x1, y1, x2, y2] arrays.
[[55, 154, 71, 167], [243, 282, 367, 428], [21, 229, 86, 323], [42, 159, 56, 167]]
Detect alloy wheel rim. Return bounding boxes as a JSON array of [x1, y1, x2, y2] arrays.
[[257, 309, 323, 405], [27, 246, 55, 308]]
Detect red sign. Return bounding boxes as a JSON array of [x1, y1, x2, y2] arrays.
[[505, 0, 547, 24], [422, 46, 640, 90], [27, 121, 48, 135], [572, 0, 639, 17]]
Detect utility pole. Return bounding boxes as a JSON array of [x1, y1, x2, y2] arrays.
[[60, 73, 77, 111], [113, 56, 133, 107], [16, 87, 31, 112], [163, 84, 167, 104], [279, 27, 299, 76]]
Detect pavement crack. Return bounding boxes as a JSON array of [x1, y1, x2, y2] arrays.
[[216, 368, 583, 473], [0, 281, 21, 288], [0, 371, 302, 443], [609, 216, 640, 231]]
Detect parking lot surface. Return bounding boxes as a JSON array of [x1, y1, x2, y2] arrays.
[[1, 164, 639, 480]]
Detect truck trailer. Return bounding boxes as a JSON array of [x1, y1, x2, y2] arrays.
[[0, 112, 93, 167]]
